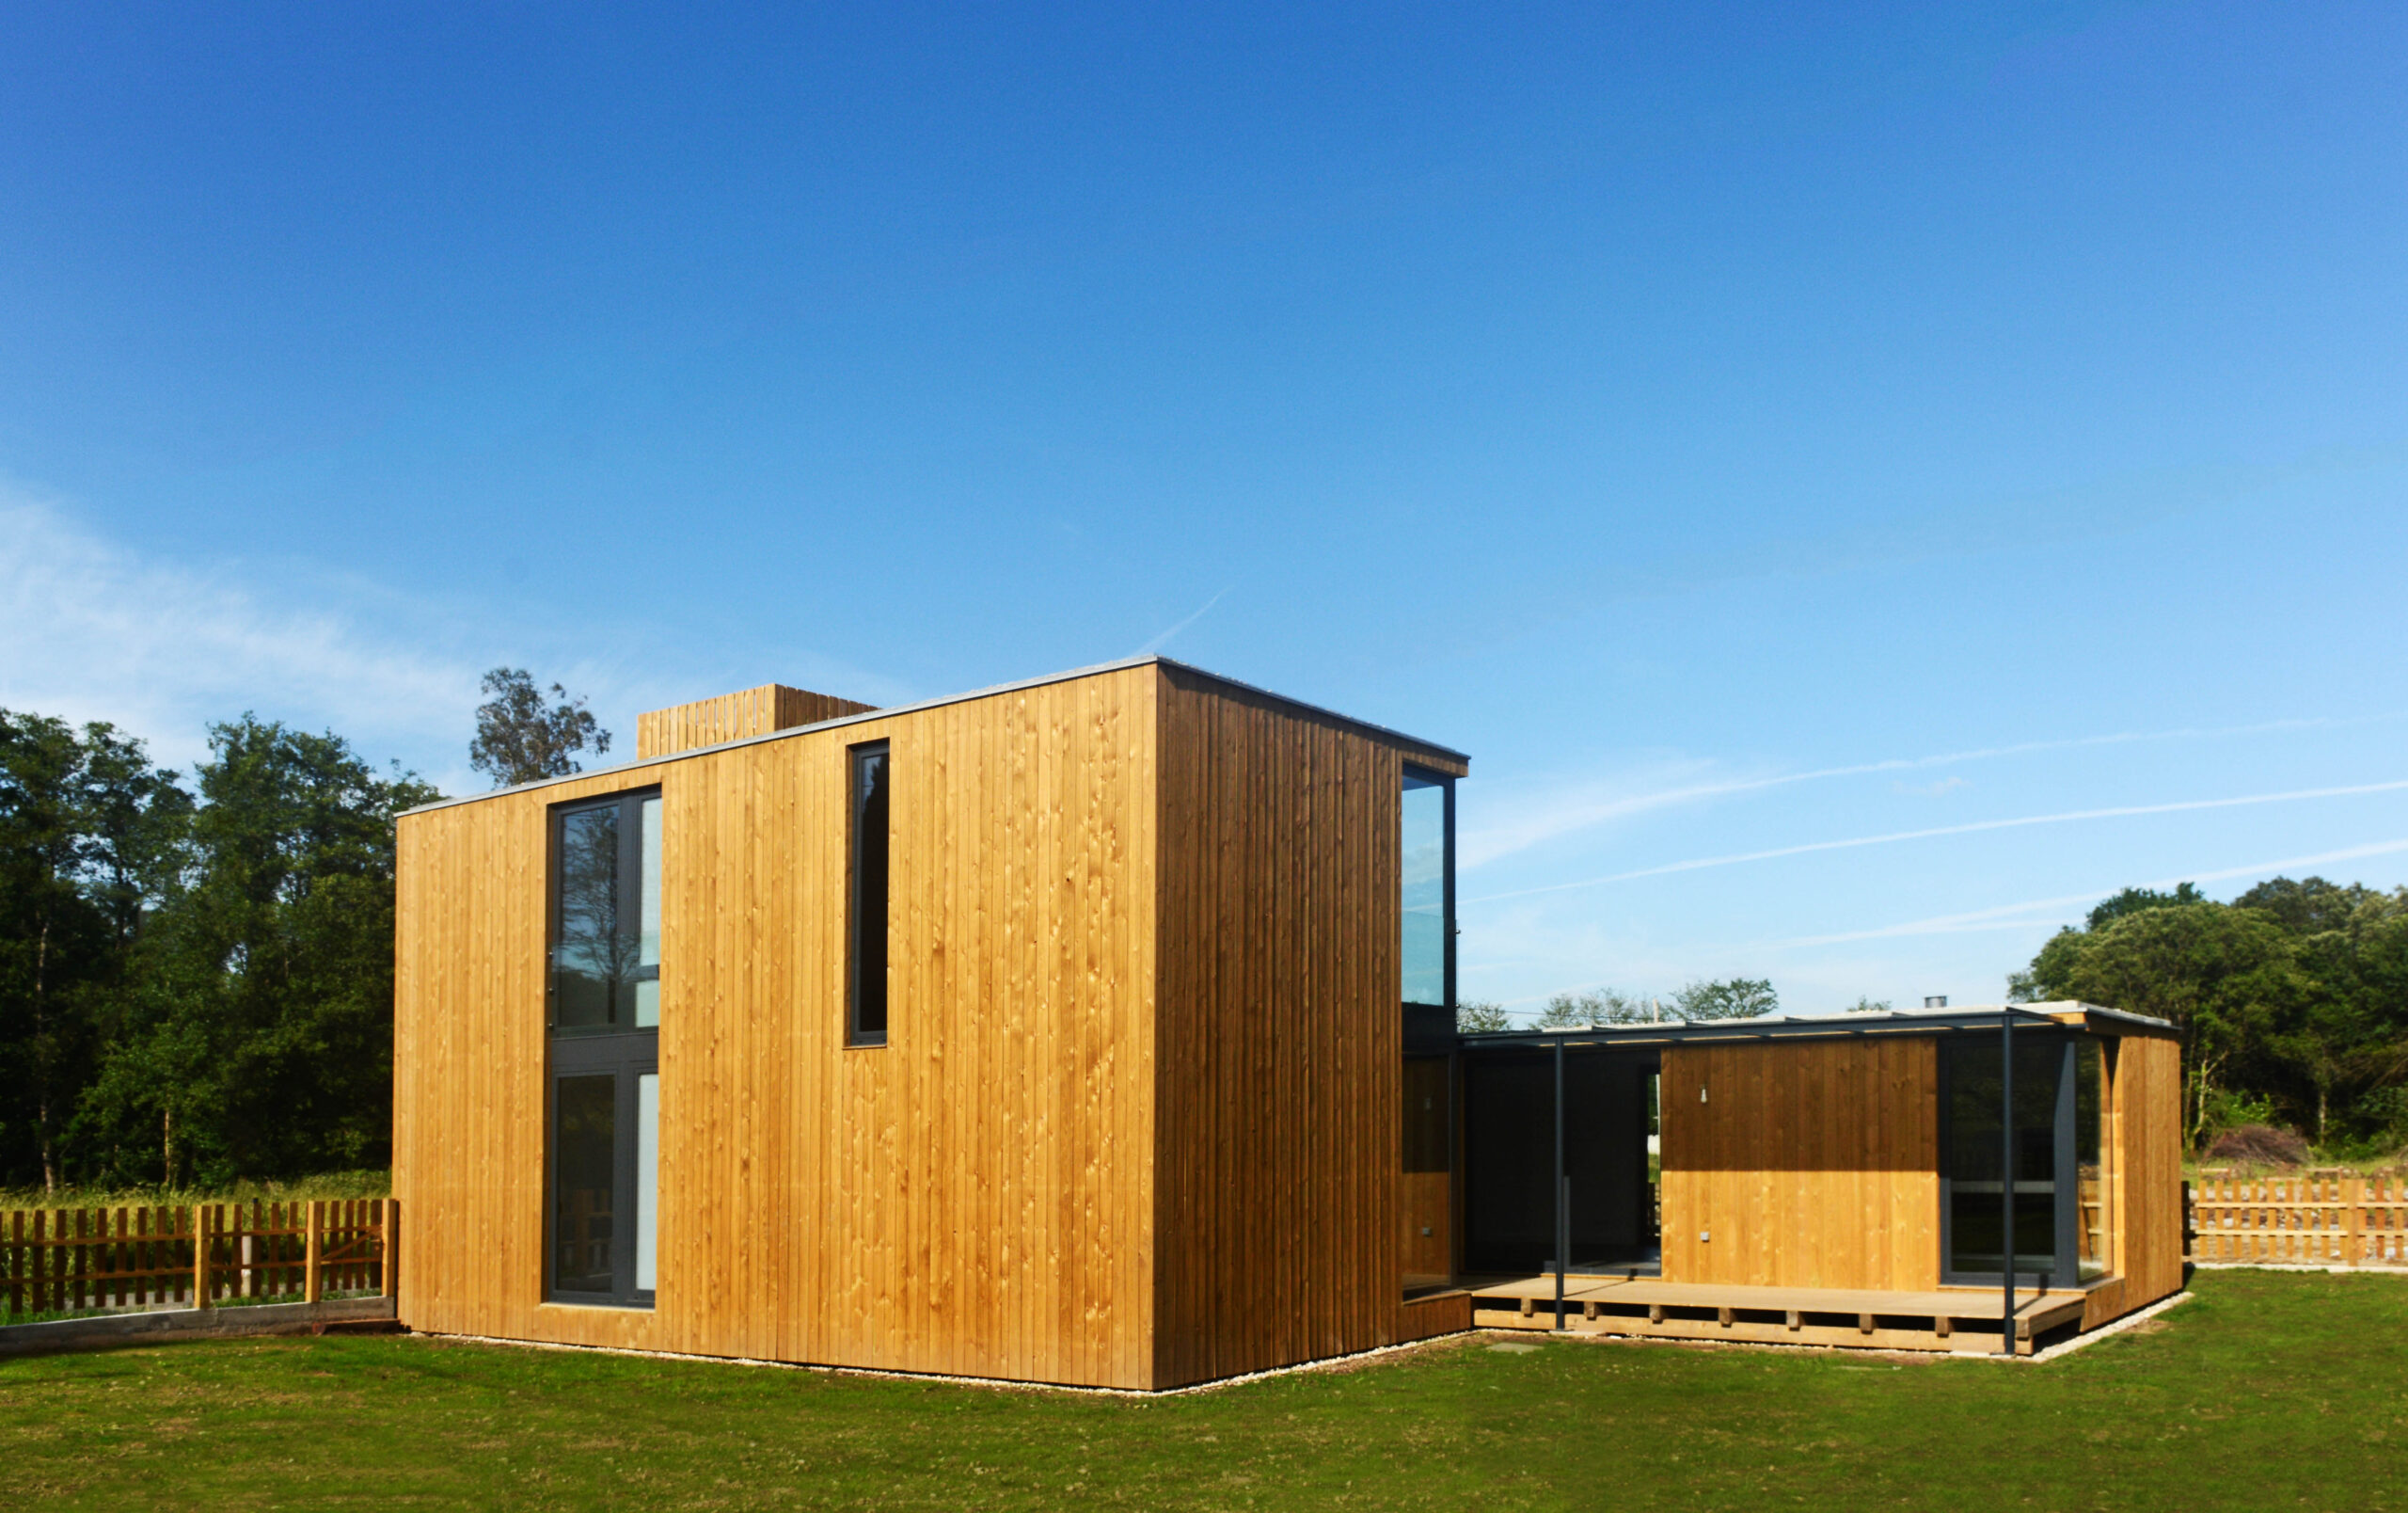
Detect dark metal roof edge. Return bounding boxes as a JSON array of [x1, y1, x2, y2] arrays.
[[1149, 656, 1472, 768], [1456, 1000, 2172, 1050], [402, 654, 1469, 819]]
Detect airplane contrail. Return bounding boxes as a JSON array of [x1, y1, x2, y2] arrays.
[[1779, 837, 2408, 947], [1462, 778, 2408, 905]]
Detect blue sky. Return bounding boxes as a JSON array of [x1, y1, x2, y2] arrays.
[[4, 2, 2404, 1019]]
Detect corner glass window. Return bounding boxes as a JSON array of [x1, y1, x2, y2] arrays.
[[1401, 768, 1453, 1009], [1941, 1031, 2114, 1289]]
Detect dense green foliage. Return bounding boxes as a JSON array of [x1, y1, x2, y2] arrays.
[[0, 711, 433, 1190], [2015, 875, 2408, 1152], [2, 1269, 2400, 1510]]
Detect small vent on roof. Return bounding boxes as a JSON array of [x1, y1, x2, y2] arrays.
[[1924, 995, 1948, 1009]]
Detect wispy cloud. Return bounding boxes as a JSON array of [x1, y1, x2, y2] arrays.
[[0, 487, 912, 792], [1455, 715, 2381, 869], [1893, 775, 1970, 797], [1463, 779, 2408, 905], [0, 489, 481, 773], [1781, 837, 2408, 947]]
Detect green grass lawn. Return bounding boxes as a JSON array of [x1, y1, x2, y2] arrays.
[[4, 1269, 2402, 1511]]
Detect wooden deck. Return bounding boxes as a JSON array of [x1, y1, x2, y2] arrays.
[[1465, 1275, 2092, 1356]]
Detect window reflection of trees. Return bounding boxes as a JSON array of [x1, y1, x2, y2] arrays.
[[557, 807, 637, 1026]]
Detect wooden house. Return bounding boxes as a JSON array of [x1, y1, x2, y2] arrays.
[[393, 655, 2183, 1388], [1445, 1004, 2186, 1354], [393, 657, 1470, 1390]]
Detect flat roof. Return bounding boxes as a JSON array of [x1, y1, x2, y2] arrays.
[[1457, 1000, 2174, 1051], [404, 654, 1470, 818]]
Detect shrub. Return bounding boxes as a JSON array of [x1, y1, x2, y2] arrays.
[[2203, 1123, 2311, 1169]]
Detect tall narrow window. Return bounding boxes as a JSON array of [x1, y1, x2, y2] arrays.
[[547, 788, 660, 1307], [849, 741, 891, 1046], [1401, 768, 1453, 1009], [2076, 1039, 2112, 1279]]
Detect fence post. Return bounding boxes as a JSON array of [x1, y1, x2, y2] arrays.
[[304, 1200, 325, 1304], [192, 1204, 211, 1309], [2343, 1175, 2363, 1267], [380, 1197, 399, 1299]]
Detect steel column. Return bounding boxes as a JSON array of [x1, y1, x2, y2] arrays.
[[1554, 1036, 1566, 1331], [2000, 1008, 2015, 1356]]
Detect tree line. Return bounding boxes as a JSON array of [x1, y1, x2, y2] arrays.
[[1462, 877, 2408, 1158], [2014, 878, 2408, 1154], [0, 671, 607, 1193]]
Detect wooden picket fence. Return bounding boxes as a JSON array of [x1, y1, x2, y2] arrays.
[[3, 1199, 397, 1318], [2186, 1170, 2407, 1266]]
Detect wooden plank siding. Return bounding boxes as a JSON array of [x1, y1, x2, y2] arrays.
[[2115, 1032, 2186, 1310], [397, 665, 1160, 1387], [635, 684, 878, 760], [1149, 669, 1416, 1388], [1656, 1039, 1941, 1291]]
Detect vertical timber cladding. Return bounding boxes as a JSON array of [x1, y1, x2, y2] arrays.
[[2114, 1032, 2186, 1309], [1149, 666, 1465, 1389], [394, 665, 1160, 1388], [1656, 1038, 1941, 1291], [634, 684, 878, 760]]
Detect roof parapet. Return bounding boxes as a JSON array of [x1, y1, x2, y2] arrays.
[[635, 684, 878, 760]]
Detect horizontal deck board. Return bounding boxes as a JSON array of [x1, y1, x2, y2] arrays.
[[1464, 1274, 2089, 1321]]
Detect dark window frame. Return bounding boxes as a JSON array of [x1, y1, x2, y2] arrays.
[[848, 741, 891, 1048], [1401, 765, 1456, 1011], [545, 787, 662, 1309]]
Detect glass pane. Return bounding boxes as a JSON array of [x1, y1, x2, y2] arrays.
[[553, 1075, 616, 1294], [852, 747, 890, 1040], [639, 796, 662, 969], [633, 978, 660, 1029], [1946, 1038, 2062, 1280], [636, 1073, 658, 1294], [554, 807, 623, 1028], [2078, 1040, 2110, 1279], [1401, 775, 1446, 1007]]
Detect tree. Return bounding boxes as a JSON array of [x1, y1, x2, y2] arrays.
[[1533, 989, 1652, 1027], [2017, 902, 2304, 1146], [1455, 1001, 1512, 1033], [79, 718, 438, 1185], [2085, 883, 2205, 932], [1673, 978, 1777, 1020], [0, 713, 189, 1190], [2233, 875, 2390, 936], [469, 668, 611, 788]]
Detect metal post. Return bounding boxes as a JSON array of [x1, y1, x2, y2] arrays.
[[1554, 1035, 1567, 1332], [2000, 1010, 2015, 1356]]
